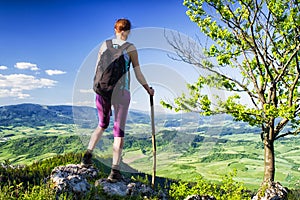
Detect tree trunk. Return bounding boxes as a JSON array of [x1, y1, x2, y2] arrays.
[[263, 137, 275, 182]]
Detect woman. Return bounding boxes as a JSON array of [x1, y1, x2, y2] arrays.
[[81, 18, 154, 183]]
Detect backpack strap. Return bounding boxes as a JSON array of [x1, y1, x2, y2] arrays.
[[106, 39, 132, 69], [106, 40, 114, 50], [119, 41, 132, 51]]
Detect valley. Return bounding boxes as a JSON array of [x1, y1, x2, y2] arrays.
[[0, 103, 299, 190]]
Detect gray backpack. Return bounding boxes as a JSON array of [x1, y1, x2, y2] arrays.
[[93, 40, 132, 100]]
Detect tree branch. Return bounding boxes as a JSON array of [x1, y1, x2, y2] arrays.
[[275, 129, 300, 140], [275, 43, 300, 83], [217, 3, 264, 106], [274, 118, 289, 136]]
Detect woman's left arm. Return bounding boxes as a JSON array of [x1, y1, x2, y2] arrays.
[[128, 45, 154, 96]]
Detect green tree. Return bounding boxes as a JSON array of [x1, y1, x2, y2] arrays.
[[163, 0, 300, 185]]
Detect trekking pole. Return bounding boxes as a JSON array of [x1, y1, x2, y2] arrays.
[[149, 87, 156, 188]]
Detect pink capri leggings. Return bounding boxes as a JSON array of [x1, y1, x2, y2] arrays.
[[95, 90, 130, 137]]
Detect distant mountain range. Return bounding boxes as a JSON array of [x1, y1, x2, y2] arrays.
[[0, 103, 261, 136], [0, 104, 75, 127], [0, 103, 149, 128], [0, 103, 167, 127]]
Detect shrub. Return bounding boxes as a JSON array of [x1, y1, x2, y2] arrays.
[[169, 170, 251, 200], [287, 188, 300, 200]]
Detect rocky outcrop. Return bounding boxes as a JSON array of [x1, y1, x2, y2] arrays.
[[95, 177, 167, 199], [50, 164, 98, 196], [252, 181, 288, 200], [50, 164, 168, 199], [52, 164, 262, 200]]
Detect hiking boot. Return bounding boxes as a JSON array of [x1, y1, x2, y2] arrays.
[[81, 150, 93, 167], [107, 169, 123, 183]]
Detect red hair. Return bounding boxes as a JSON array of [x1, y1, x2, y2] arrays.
[[114, 19, 131, 33]]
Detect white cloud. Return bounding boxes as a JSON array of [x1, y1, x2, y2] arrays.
[[45, 69, 66, 76], [0, 65, 8, 70], [15, 62, 39, 71], [0, 73, 56, 99]]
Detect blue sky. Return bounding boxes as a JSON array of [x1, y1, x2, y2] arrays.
[[0, 0, 203, 110]]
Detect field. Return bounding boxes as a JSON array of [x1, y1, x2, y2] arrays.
[[1, 123, 300, 191], [1, 104, 300, 191], [122, 132, 300, 190], [0, 124, 85, 164]]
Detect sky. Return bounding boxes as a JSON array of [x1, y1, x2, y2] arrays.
[[0, 0, 207, 111]]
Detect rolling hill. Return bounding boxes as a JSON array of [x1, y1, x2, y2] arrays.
[[1, 103, 300, 190]]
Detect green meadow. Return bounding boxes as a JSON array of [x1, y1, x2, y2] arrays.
[[1, 116, 300, 191], [121, 131, 300, 190]]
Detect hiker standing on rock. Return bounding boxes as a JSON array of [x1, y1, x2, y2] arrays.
[[81, 18, 154, 182]]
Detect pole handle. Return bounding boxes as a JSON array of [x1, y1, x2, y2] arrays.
[[150, 87, 154, 106]]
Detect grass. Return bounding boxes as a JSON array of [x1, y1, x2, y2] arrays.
[[1, 123, 300, 192], [122, 149, 146, 164], [0, 125, 86, 165], [124, 132, 300, 190]]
